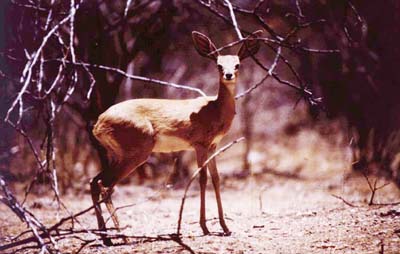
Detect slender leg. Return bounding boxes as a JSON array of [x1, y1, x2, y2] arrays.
[[91, 157, 148, 245], [208, 146, 231, 235], [90, 173, 113, 246], [91, 123, 155, 245], [98, 181, 121, 230], [195, 146, 210, 235], [99, 181, 129, 244]]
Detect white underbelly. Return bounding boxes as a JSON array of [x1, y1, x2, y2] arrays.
[[153, 134, 194, 153], [212, 134, 224, 145], [152, 133, 225, 153]]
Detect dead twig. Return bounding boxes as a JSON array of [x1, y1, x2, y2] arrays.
[[362, 172, 391, 206], [331, 194, 359, 208]]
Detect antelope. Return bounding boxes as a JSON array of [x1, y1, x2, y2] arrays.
[[90, 30, 262, 245]]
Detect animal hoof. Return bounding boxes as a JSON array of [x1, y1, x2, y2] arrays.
[[202, 228, 210, 235], [103, 238, 113, 246], [122, 236, 130, 244], [223, 230, 232, 236]]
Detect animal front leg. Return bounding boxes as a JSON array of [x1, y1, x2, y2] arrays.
[[195, 146, 210, 235], [208, 146, 231, 235]]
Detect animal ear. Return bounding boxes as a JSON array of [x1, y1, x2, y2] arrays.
[[237, 30, 263, 60], [192, 31, 219, 61]]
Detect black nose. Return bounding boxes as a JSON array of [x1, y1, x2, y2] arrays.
[[225, 73, 233, 80]]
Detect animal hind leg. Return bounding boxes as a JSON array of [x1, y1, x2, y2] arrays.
[[92, 123, 155, 243], [98, 181, 121, 230], [98, 180, 129, 244], [90, 172, 113, 246], [90, 159, 131, 246], [101, 154, 152, 236]]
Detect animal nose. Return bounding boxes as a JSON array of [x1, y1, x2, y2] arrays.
[[225, 73, 233, 80]]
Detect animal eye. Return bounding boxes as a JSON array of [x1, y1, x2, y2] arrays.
[[235, 64, 240, 70], [217, 64, 223, 71]]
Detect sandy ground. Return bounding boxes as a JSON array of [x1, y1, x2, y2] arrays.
[[1, 130, 400, 253]]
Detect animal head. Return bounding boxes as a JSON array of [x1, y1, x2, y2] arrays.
[[192, 30, 262, 83]]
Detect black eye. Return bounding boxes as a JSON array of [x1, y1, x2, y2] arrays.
[[235, 64, 240, 70], [217, 64, 223, 71]]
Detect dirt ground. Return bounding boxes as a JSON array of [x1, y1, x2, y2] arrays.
[[1, 129, 400, 253]]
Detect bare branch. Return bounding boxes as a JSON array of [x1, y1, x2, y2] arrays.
[[4, 3, 81, 123], [223, 0, 243, 40], [69, 0, 78, 94], [362, 172, 392, 206], [208, 30, 264, 56], [295, 0, 305, 18], [0, 177, 60, 253], [124, 0, 133, 18], [235, 46, 281, 99], [45, 59, 207, 97], [259, 38, 340, 53], [331, 194, 359, 207]]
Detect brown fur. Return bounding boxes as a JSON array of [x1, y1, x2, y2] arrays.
[[90, 31, 261, 245]]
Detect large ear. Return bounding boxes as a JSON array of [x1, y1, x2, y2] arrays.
[[237, 30, 263, 60], [192, 31, 219, 61]]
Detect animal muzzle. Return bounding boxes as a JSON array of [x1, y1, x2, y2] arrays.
[[224, 73, 234, 80]]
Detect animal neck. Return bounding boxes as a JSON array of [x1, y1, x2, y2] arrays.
[[215, 80, 236, 118], [217, 80, 236, 103]]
